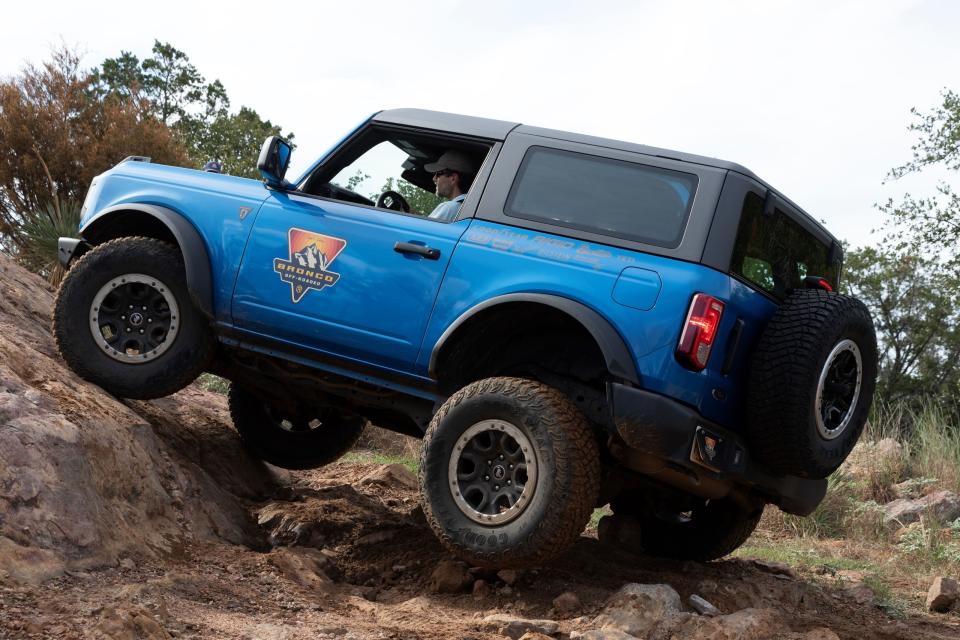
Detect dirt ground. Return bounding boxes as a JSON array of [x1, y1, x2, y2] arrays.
[[3, 449, 960, 640]]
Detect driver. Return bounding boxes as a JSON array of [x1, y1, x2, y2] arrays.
[[424, 151, 475, 222]]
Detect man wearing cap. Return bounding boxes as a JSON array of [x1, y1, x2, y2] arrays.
[[424, 150, 475, 222]]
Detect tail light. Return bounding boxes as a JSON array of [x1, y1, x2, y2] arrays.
[[676, 293, 725, 371]]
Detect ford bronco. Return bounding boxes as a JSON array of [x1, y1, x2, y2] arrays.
[[54, 109, 877, 567]]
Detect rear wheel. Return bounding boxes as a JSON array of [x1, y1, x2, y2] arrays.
[[600, 497, 761, 561], [228, 385, 365, 470], [419, 377, 600, 568]]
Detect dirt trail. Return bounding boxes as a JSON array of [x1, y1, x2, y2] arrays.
[[3, 434, 960, 639]]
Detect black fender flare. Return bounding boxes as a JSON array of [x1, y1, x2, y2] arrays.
[[429, 293, 640, 384], [80, 203, 214, 320]]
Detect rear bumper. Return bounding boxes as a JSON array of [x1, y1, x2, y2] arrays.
[[608, 382, 826, 516]]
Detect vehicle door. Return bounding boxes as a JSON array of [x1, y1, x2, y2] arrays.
[[231, 126, 495, 374]]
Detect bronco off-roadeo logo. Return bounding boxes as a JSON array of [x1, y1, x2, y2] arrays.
[[273, 228, 347, 303]]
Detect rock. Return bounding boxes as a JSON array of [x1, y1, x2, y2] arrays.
[[472, 579, 491, 600], [359, 463, 418, 490], [499, 585, 514, 597], [666, 607, 784, 640], [480, 613, 559, 639], [883, 490, 960, 528], [592, 583, 682, 637], [843, 582, 875, 606], [518, 633, 555, 640], [596, 514, 644, 554], [0, 256, 279, 585], [268, 547, 336, 592], [430, 559, 471, 594], [804, 628, 841, 640], [94, 604, 171, 639], [749, 559, 799, 579], [842, 438, 904, 478], [688, 594, 721, 616], [498, 568, 520, 585], [571, 631, 637, 640], [553, 590, 582, 616], [119, 557, 136, 570], [926, 576, 959, 612]]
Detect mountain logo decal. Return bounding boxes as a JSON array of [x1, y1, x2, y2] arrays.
[[273, 228, 347, 303]]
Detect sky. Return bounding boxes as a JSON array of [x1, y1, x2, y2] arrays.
[[2, 0, 958, 249]]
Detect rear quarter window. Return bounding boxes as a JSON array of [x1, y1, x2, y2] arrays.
[[731, 192, 839, 298], [503, 146, 698, 248]]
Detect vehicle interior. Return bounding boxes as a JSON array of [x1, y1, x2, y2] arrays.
[[298, 126, 491, 219]]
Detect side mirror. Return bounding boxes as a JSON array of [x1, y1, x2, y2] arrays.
[[257, 136, 293, 188]]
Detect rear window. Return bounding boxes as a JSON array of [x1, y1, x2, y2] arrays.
[[504, 146, 698, 248], [731, 192, 839, 298]]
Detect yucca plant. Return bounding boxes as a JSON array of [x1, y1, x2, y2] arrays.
[[16, 199, 82, 286]]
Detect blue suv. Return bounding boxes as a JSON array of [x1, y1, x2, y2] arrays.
[[54, 109, 877, 568]]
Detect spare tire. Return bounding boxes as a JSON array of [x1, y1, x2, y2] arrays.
[[745, 289, 877, 479]]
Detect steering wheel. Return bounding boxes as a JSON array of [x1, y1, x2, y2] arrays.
[[376, 190, 410, 213]]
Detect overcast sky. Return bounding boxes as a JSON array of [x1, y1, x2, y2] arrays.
[[2, 0, 958, 248]]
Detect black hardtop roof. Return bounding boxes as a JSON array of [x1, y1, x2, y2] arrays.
[[373, 108, 835, 244]]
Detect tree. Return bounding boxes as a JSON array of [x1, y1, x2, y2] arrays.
[[841, 245, 960, 409], [93, 41, 291, 175], [0, 47, 189, 257], [881, 89, 960, 271], [378, 177, 444, 215]]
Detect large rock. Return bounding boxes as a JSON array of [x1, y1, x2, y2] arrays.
[[883, 490, 960, 528], [664, 608, 784, 640], [592, 583, 682, 638], [926, 576, 959, 613], [842, 438, 904, 478], [0, 256, 279, 583], [480, 614, 559, 639]]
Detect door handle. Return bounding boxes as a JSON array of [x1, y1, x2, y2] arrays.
[[394, 241, 441, 260]]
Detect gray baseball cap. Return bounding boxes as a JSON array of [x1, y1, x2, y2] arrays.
[[424, 150, 475, 174]]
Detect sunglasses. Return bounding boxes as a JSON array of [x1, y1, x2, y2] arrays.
[[433, 169, 456, 178]]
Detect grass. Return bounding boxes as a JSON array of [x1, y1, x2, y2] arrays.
[[196, 373, 230, 395], [343, 450, 419, 475]]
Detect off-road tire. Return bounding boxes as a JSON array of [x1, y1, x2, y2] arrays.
[[746, 289, 877, 479], [53, 237, 214, 399], [623, 499, 762, 561], [419, 377, 600, 568], [228, 385, 365, 470]]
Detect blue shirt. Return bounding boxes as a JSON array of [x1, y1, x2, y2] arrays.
[[428, 194, 466, 222]]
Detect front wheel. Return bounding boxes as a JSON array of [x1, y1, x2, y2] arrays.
[[53, 237, 213, 399], [228, 385, 366, 470], [419, 377, 600, 568]]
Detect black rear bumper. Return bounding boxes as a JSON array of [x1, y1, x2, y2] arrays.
[[608, 382, 826, 516]]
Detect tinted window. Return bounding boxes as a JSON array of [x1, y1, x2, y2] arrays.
[[731, 192, 839, 298], [504, 146, 698, 248]]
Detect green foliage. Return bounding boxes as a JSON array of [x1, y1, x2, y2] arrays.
[[16, 199, 81, 285], [842, 246, 960, 406], [880, 88, 960, 274], [93, 41, 292, 176], [196, 373, 230, 395]]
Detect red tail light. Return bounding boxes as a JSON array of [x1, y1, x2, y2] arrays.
[[676, 293, 725, 371]]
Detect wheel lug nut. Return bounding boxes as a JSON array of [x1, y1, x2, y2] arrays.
[[139, 329, 144, 334], [487, 460, 492, 465], [484, 475, 489, 481], [126, 328, 131, 332], [499, 454, 504, 460], [121, 315, 126, 320], [509, 464, 513, 469], [129, 305, 133, 309], [494, 485, 500, 490], [507, 480, 512, 485]]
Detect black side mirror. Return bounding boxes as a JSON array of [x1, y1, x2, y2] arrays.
[[257, 136, 293, 188]]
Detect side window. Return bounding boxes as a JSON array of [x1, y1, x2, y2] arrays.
[[731, 192, 839, 298], [301, 129, 490, 222], [503, 146, 698, 248]]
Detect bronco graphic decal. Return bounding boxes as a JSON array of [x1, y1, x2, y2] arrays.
[[273, 228, 347, 303]]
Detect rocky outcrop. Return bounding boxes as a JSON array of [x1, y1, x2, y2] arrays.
[[883, 490, 960, 528], [0, 256, 279, 584]]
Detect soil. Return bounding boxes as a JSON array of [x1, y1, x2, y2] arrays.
[[2, 394, 960, 640]]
